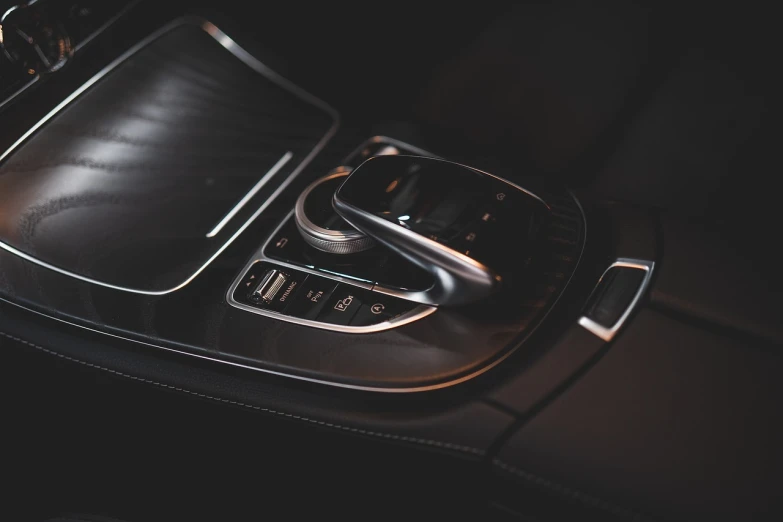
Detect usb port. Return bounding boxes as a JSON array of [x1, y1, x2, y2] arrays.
[[251, 269, 288, 304]]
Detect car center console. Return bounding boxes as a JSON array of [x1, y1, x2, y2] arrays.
[[5, 3, 783, 521], [0, 13, 650, 392]]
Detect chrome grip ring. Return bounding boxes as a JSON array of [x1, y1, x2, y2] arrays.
[[294, 167, 375, 255]]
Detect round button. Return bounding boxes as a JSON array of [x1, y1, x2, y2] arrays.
[[294, 167, 376, 255]]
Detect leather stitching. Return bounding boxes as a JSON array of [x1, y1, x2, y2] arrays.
[[0, 330, 484, 456], [2, 329, 660, 520], [493, 459, 655, 522]]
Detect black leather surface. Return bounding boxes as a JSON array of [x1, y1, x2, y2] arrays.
[[651, 215, 782, 345], [602, 204, 657, 262], [493, 309, 783, 521], [0, 300, 515, 458], [0, 21, 334, 292], [0, 327, 503, 520], [488, 324, 605, 417]]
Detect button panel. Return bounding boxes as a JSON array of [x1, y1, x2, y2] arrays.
[[231, 261, 432, 332], [229, 139, 448, 332]]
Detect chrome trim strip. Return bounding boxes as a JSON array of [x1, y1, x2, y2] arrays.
[[0, 4, 20, 22], [0, 17, 340, 295], [206, 151, 293, 238], [0, 73, 39, 112], [578, 258, 655, 342]]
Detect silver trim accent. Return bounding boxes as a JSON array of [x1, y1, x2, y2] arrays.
[[0, 4, 21, 23], [0, 17, 340, 296], [0, 73, 39, 112], [294, 168, 375, 254], [226, 207, 436, 333], [339, 198, 499, 306], [206, 151, 293, 238], [254, 269, 286, 303], [578, 258, 655, 342]]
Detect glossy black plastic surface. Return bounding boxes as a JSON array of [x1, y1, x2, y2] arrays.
[[338, 155, 489, 238], [0, 22, 334, 292]]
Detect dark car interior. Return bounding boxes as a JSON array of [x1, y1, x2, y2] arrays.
[[1, 2, 780, 520]]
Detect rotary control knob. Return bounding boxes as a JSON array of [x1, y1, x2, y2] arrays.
[[294, 166, 376, 255]]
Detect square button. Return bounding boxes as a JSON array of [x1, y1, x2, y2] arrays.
[[350, 294, 415, 327], [317, 284, 368, 325], [283, 275, 338, 320]]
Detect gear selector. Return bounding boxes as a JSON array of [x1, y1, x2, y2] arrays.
[[333, 155, 551, 306], [229, 137, 584, 340]]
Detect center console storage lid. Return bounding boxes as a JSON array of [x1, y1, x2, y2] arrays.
[[0, 21, 336, 294], [492, 309, 783, 521]]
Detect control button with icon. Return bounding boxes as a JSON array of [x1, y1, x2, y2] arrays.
[[350, 296, 413, 327], [334, 295, 354, 311], [233, 262, 425, 329], [317, 284, 366, 325], [282, 274, 338, 320]]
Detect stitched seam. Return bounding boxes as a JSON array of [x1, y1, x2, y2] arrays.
[[493, 459, 654, 522], [0, 330, 484, 456]]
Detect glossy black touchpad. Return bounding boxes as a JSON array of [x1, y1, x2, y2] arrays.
[[336, 156, 485, 241], [0, 23, 334, 292]]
